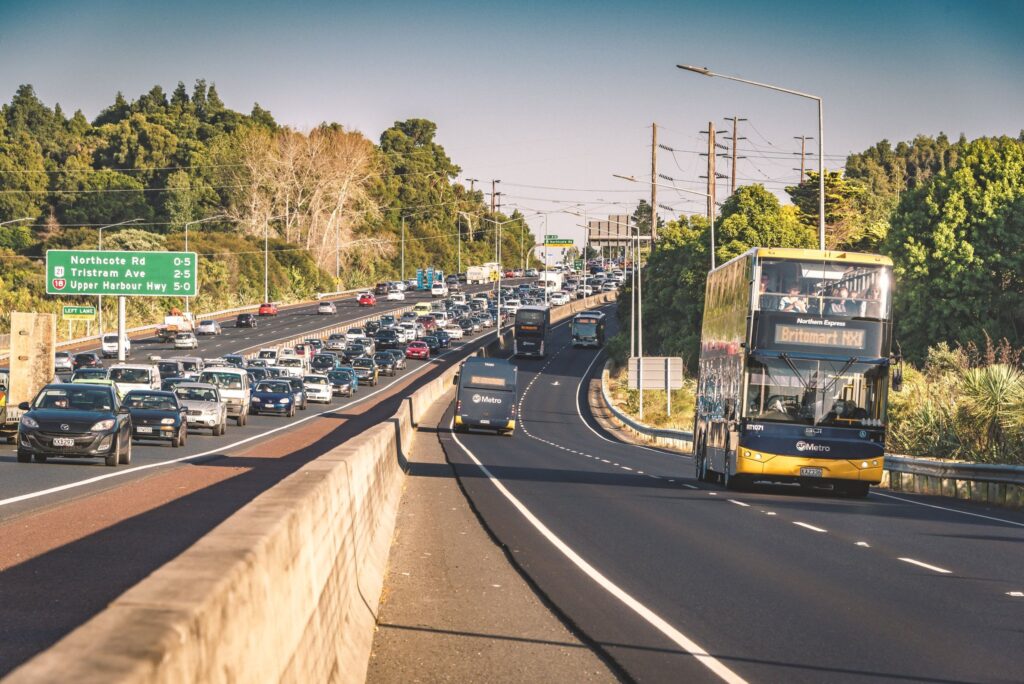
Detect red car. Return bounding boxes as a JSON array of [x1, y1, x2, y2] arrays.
[[405, 341, 429, 360], [416, 315, 437, 332], [258, 302, 278, 316], [358, 292, 376, 307], [505, 270, 515, 278]]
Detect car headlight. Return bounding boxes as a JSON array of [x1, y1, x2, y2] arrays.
[[281, 398, 291, 403], [252, 397, 261, 402], [20, 415, 39, 429], [161, 417, 176, 425], [91, 419, 115, 431]]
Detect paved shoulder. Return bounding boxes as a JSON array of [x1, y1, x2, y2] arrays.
[[367, 391, 618, 683]]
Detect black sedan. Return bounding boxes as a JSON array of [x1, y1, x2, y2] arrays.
[[422, 335, 441, 354], [122, 390, 188, 447], [373, 351, 398, 377], [434, 329, 451, 349], [73, 352, 103, 370], [16, 383, 132, 466], [236, 313, 258, 328]]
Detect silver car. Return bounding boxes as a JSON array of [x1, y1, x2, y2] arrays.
[[54, 351, 74, 372], [172, 382, 228, 435]]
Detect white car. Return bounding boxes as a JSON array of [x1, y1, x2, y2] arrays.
[[101, 334, 131, 358], [386, 288, 405, 301], [450, 293, 467, 305], [317, 301, 337, 315], [430, 282, 448, 298], [397, 322, 417, 342], [391, 280, 407, 292], [577, 285, 594, 298], [302, 374, 333, 403], [257, 348, 279, 363], [174, 332, 199, 350], [196, 320, 222, 335], [444, 324, 464, 340], [549, 292, 570, 306], [54, 351, 74, 372], [345, 327, 366, 342], [173, 382, 228, 435], [325, 334, 346, 351]]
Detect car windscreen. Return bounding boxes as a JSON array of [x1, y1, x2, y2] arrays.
[[199, 371, 244, 389], [174, 387, 219, 402], [256, 382, 289, 393], [35, 387, 114, 411], [303, 376, 328, 384], [109, 368, 151, 383], [73, 369, 107, 380], [353, 359, 373, 367], [258, 350, 277, 359], [123, 393, 177, 410]]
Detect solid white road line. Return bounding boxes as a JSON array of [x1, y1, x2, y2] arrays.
[[728, 499, 750, 507], [870, 491, 1024, 528], [0, 329, 498, 509], [898, 557, 952, 575], [793, 522, 827, 533], [449, 421, 748, 684]]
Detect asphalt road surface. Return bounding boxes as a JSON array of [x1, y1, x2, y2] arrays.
[[442, 310, 1024, 684]]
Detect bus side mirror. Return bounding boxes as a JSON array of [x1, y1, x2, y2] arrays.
[[452, 374, 459, 386]]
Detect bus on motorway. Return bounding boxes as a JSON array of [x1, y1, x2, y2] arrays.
[[513, 305, 549, 358], [570, 311, 606, 348], [692, 248, 899, 497], [453, 357, 517, 435]]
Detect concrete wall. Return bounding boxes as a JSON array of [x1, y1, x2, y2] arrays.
[[4, 290, 619, 684]]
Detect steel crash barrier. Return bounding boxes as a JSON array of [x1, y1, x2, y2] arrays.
[[596, 362, 1024, 510]]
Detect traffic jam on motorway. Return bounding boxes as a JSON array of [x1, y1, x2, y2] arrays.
[[3, 268, 610, 467]]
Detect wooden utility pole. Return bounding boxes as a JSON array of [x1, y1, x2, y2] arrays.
[[466, 178, 478, 193], [793, 136, 813, 181], [650, 123, 658, 242], [725, 116, 747, 195], [490, 179, 500, 215]]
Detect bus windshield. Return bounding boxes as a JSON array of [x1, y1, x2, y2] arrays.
[[573, 321, 598, 337], [745, 356, 886, 427], [516, 310, 546, 326], [757, 259, 892, 319]]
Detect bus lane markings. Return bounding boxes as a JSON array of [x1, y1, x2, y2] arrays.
[[898, 558, 952, 575], [793, 522, 828, 533], [449, 422, 749, 684]]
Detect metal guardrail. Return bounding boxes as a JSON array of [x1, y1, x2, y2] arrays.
[[599, 361, 694, 444], [0, 287, 369, 362], [884, 454, 1024, 486]]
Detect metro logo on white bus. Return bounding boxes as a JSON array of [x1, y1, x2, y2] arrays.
[[796, 440, 830, 453], [471, 394, 502, 405]]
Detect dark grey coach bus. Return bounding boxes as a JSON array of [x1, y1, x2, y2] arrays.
[[453, 357, 518, 435]]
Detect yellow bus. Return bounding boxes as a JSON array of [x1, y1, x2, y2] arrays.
[[692, 248, 899, 497]]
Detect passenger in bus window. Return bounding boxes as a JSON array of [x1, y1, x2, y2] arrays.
[[827, 287, 850, 314], [779, 285, 807, 313], [862, 286, 882, 318], [758, 276, 778, 310]]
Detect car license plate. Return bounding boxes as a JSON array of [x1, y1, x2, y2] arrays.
[[52, 437, 75, 447], [136, 426, 153, 434], [800, 467, 823, 478]]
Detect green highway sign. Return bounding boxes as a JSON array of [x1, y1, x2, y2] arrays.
[[62, 305, 96, 320], [46, 250, 198, 297], [544, 239, 574, 247], [543, 234, 559, 240], [574, 259, 584, 270]]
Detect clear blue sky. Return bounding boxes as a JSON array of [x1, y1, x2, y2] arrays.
[[1, 0, 1021, 245]]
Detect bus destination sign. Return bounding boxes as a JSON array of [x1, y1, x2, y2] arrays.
[[774, 322, 866, 350]]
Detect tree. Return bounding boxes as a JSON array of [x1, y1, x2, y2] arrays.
[[785, 170, 886, 250], [0, 130, 47, 221], [883, 136, 1024, 362]]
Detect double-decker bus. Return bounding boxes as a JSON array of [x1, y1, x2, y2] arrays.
[[570, 311, 606, 348], [692, 248, 898, 497], [513, 306, 550, 358]]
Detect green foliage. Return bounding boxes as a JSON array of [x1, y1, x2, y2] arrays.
[[785, 170, 886, 251], [882, 136, 1024, 362]]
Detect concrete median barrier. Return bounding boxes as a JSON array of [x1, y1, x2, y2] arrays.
[[3, 290, 618, 684]]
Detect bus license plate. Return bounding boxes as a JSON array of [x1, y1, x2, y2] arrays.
[[800, 467, 823, 478], [136, 426, 153, 434], [52, 437, 75, 447]]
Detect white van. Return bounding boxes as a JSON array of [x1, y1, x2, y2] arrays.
[[450, 293, 467, 305], [257, 348, 279, 363], [108, 364, 160, 394], [431, 281, 449, 298], [101, 334, 131, 358], [198, 366, 251, 426], [276, 358, 305, 377]]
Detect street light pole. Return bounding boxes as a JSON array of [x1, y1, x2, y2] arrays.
[[677, 64, 825, 250], [183, 214, 228, 316], [96, 217, 143, 338]]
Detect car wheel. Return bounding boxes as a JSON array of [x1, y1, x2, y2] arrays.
[[180, 426, 187, 446], [33, 453, 48, 463], [105, 439, 119, 466], [119, 436, 132, 465]]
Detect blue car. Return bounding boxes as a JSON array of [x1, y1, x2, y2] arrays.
[[249, 380, 296, 417], [334, 366, 360, 394]]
